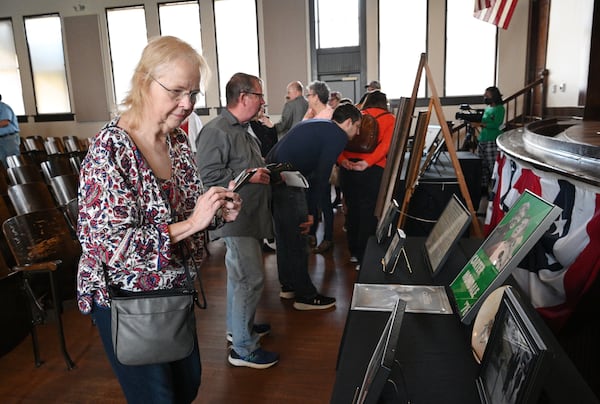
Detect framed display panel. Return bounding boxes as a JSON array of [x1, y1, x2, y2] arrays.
[[375, 97, 411, 218], [476, 287, 549, 404], [449, 190, 562, 324], [404, 111, 430, 192], [381, 228, 407, 274], [353, 298, 408, 404], [424, 194, 472, 276], [375, 199, 400, 244]]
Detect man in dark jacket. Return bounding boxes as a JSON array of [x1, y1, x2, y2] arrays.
[[274, 81, 308, 138], [266, 104, 361, 310]]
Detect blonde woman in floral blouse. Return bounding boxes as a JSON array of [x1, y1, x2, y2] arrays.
[[76, 36, 241, 403]]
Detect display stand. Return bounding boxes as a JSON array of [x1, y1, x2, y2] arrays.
[[398, 53, 482, 238]]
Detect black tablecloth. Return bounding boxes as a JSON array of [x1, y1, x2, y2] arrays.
[[331, 236, 599, 404], [331, 236, 482, 404]]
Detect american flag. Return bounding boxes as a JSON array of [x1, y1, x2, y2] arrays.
[[485, 153, 600, 331], [474, 0, 519, 30]]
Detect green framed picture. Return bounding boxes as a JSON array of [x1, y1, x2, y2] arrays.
[[450, 190, 562, 324]]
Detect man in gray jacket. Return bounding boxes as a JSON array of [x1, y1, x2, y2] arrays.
[[274, 81, 308, 138], [196, 73, 277, 369]]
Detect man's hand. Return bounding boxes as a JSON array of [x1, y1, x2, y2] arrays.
[[298, 215, 314, 235], [249, 167, 271, 185]]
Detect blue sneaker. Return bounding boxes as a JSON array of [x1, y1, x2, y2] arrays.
[[228, 348, 279, 369], [226, 323, 271, 343]]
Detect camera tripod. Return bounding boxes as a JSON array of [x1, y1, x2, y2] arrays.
[[459, 121, 479, 152]]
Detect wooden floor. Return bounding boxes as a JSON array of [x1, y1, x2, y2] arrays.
[[0, 207, 358, 404]]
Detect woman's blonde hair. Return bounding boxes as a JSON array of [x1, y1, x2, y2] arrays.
[[120, 36, 209, 130]]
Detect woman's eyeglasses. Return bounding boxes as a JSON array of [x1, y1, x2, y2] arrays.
[[151, 76, 201, 104]]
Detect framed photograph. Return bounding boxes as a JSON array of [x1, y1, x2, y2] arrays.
[[476, 287, 549, 404], [449, 190, 562, 324], [375, 97, 411, 218], [381, 228, 407, 274], [351, 283, 453, 314], [423, 194, 472, 276], [375, 199, 400, 244], [353, 298, 408, 404]]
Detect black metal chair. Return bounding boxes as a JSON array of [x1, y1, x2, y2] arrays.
[[63, 136, 84, 153], [7, 164, 45, 185], [43, 137, 66, 155], [23, 136, 45, 152], [62, 198, 79, 235], [49, 175, 79, 207], [6, 154, 29, 168], [41, 155, 77, 183], [8, 182, 57, 215], [3, 207, 81, 369]]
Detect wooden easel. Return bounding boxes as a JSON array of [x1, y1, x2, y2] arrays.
[[400, 53, 483, 238]]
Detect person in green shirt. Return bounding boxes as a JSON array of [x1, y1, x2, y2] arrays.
[[475, 86, 505, 195]]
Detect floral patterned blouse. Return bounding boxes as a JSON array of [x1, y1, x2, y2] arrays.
[[76, 116, 205, 315]]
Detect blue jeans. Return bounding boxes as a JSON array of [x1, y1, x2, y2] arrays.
[[0, 133, 20, 167], [223, 236, 265, 357], [92, 304, 201, 404], [271, 185, 317, 298]]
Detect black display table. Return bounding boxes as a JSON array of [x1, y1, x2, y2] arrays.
[[331, 236, 599, 404]]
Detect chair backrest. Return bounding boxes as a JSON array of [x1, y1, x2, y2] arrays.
[[59, 197, 79, 236], [2, 208, 81, 302], [7, 164, 45, 185], [0, 196, 16, 267], [63, 136, 82, 153], [6, 155, 29, 168], [41, 156, 76, 182], [49, 175, 79, 206], [8, 182, 57, 215], [23, 136, 45, 152], [44, 137, 66, 155]]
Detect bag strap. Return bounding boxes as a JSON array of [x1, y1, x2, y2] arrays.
[[102, 249, 205, 309], [179, 242, 207, 309], [372, 111, 392, 120]]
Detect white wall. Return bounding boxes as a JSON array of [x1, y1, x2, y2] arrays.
[[2, 0, 588, 138], [546, 0, 594, 107]]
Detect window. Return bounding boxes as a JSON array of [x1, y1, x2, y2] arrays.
[[213, 0, 259, 106], [315, 0, 359, 49], [24, 14, 71, 114], [445, 0, 497, 96], [106, 6, 148, 109], [379, 1, 427, 98], [0, 19, 25, 115], [159, 1, 206, 107]]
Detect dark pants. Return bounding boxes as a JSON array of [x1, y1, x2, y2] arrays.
[[271, 184, 317, 298], [340, 165, 383, 262], [308, 185, 334, 242], [92, 304, 201, 404]]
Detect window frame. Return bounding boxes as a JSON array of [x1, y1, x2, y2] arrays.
[[105, 5, 149, 110], [444, 0, 498, 98], [212, 0, 261, 107], [23, 12, 72, 116]]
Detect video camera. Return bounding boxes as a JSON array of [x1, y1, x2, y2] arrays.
[[455, 104, 484, 123]]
